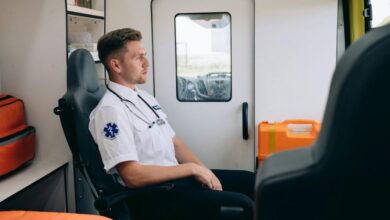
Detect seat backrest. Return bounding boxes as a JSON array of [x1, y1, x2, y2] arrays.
[[58, 49, 121, 195], [312, 25, 390, 218], [255, 24, 390, 220], [313, 24, 390, 178]]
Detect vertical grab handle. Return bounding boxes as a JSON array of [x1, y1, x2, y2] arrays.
[[242, 102, 249, 140]]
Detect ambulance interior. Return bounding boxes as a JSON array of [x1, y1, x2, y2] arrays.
[[0, 0, 390, 219]]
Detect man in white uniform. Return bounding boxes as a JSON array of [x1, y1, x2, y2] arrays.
[[89, 28, 254, 220]]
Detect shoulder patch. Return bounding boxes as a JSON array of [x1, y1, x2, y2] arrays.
[[103, 122, 119, 139]]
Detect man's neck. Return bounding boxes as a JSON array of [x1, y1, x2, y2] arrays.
[[110, 78, 137, 91]]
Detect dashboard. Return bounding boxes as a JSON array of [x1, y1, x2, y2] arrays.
[[177, 72, 231, 101]]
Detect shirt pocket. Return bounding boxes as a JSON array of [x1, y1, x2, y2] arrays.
[[131, 115, 150, 132], [131, 116, 153, 153]]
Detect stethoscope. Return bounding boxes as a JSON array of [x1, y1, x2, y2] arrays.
[[106, 85, 166, 129]]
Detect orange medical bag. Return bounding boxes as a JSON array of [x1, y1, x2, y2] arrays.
[[0, 94, 35, 176], [0, 211, 111, 220], [258, 119, 320, 163]]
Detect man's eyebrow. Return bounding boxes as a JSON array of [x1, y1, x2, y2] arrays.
[[132, 51, 146, 58]]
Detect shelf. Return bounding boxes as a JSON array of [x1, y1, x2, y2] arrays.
[[0, 158, 69, 202], [67, 5, 104, 19]]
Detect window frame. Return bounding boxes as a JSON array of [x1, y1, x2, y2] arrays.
[[174, 12, 233, 103]]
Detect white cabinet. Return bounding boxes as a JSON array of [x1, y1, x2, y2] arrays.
[[66, 0, 105, 80], [0, 161, 69, 211]]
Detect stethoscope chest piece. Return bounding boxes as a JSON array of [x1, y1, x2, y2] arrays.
[[156, 118, 166, 126]]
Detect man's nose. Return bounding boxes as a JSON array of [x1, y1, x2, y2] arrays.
[[143, 57, 150, 68]]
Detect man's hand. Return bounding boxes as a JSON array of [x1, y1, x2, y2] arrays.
[[211, 172, 223, 191], [173, 136, 223, 190], [191, 163, 214, 189], [190, 163, 223, 191]]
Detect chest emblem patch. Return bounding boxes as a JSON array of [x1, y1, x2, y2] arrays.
[[103, 122, 119, 139], [152, 105, 161, 111]]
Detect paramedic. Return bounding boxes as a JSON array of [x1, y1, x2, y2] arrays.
[[89, 28, 254, 220]]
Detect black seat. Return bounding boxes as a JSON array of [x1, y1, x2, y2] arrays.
[[54, 49, 173, 220], [255, 24, 390, 220]]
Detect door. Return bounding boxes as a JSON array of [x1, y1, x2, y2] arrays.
[[152, 0, 255, 171]]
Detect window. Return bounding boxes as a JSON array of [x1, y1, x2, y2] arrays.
[[175, 13, 232, 102], [371, 0, 390, 28]]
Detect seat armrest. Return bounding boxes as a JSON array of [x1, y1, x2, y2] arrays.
[[255, 148, 317, 220], [94, 183, 174, 211], [256, 147, 314, 188], [220, 207, 244, 220]]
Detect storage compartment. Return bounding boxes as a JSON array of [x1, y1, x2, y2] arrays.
[[66, 0, 105, 82]]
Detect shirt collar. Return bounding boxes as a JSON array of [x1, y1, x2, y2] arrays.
[[108, 81, 138, 103]]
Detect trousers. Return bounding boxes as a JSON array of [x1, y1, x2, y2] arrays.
[[128, 169, 255, 220]]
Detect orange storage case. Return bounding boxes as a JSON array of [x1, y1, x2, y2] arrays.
[[258, 119, 320, 163], [0, 94, 36, 176]]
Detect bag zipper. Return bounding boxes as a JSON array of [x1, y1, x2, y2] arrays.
[[0, 95, 13, 102], [0, 126, 35, 146]]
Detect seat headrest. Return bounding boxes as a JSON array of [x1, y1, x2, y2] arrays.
[[67, 49, 101, 93]]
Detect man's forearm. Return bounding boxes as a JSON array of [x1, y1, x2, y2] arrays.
[[117, 161, 195, 188], [117, 161, 215, 189]]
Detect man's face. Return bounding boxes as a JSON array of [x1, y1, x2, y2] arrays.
[[117, 40, 149, 88]]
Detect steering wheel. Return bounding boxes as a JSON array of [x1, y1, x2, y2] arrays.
[[177, 76, 197, 101], [195, 72, 231, 100]]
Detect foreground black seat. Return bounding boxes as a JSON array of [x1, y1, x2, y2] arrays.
[[54, 49, 173, 220], [255, 24, 390, 220]]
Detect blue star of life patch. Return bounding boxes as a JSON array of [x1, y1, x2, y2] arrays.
[[103, 122, 119, 139], [152, 105, 161, 111]]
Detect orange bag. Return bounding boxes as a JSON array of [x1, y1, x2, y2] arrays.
[[0, 94, 36, 176], [0, 211, 111, 220], [258, 119, 320, 164]]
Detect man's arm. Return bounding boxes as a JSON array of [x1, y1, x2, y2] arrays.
[[173, 135, 223, 190], [116, 161, 214, 188], [173, 135, 205, 166], [117, 135, 222, 190]]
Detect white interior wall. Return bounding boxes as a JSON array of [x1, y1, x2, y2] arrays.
[[0, 0, 74, 210], [106, 0, 154, 94], [106, 0, 337, 124], [105, 0, 338, 160], [255, 0, 338, 123], [0, 0, 70, 163]]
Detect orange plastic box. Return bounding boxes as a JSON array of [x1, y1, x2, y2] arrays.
[[258, 119, 321, 163]]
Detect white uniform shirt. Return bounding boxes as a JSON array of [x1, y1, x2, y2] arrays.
[[89, 81, 178, 185]]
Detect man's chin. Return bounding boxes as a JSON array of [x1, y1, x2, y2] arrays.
[[137, 78, 147, 84]]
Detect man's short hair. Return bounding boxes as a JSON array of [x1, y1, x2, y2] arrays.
[[97, 28, 142, 70]]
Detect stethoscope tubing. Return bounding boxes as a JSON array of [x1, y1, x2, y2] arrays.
[[106, 85, 164, 128]]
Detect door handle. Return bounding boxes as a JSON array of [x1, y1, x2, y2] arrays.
[[242, 102, 249, 140]]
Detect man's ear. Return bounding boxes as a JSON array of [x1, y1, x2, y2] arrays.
[[108, 58, 121, 74]]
